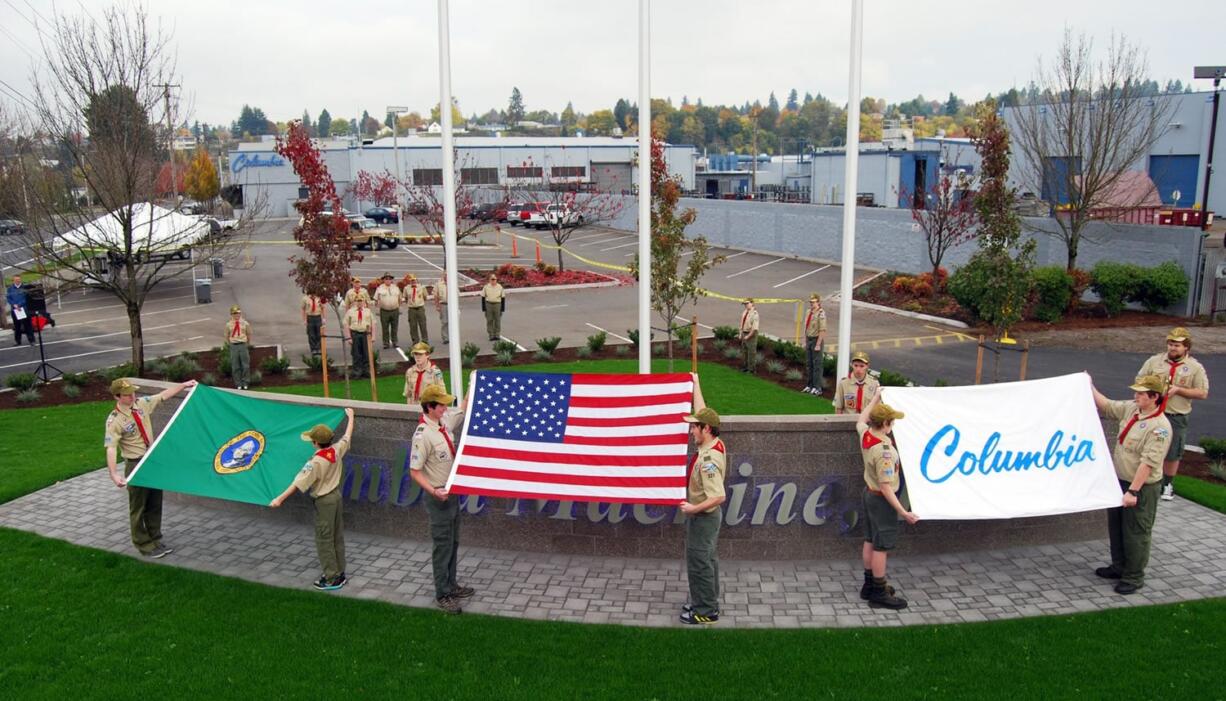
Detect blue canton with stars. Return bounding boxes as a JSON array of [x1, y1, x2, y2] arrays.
[[468, 371, 572, 443]]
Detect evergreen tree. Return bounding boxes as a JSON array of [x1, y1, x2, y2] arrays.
[[944, 92, 961, 116], [316, 109, 331, 138], [613, 98, 630, 130], [507, 87, 525, 124], [786, 89, 799, 111]]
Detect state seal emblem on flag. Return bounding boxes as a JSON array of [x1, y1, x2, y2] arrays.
[[215, 430, 266, 474]]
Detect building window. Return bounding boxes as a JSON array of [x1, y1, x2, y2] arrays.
[[460, 167, 499, 185], [550, 166, 586, 178], [412, 169, 443, 186], [507, 166, 543, 178]]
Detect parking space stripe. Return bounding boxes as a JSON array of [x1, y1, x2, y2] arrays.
[[0, 337, 202, 370], [585, 323, 632, 344], [725, 256, 785, 278], [57, 303, 206, 329], [0, 318, 212, 353], [772, 265, 831, 288], [598, 241, 639, 252]]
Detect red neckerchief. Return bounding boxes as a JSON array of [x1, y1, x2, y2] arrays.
[[412, 363, 433, 400], [315, 447, 337, 463], [848, 373, 867, 412], [740, 309, 749, 331], [231, 319, 241, 338], [1159, 357, 1183, 413], [420, 415, 454, 457], [1119, 406, 1164, 444], [309, 297, 318, 314], [411, 283, 418, 302], [357, 308, 363, 323], [862, 430, 883, 450], [120, 403, 151, 446], [804, 310, 814, 335], [687, 438, 725, 478]]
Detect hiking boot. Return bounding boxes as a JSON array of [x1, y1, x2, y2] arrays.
[[866, 578, 908, 610], [1114, 581, 1141, 595], [679, 610, 719, 625], [1095, 566, 1123, 580], [450, 585, 475, 599], [435, 596, 463, 614], [1160, 483, 1174, 501], [859, 570, 895, 600]]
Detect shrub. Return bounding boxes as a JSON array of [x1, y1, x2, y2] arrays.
[[1031, 266, 1074, 323], [948, 250, 1033, 329], [934, 378, 951, 387], [585, 331, 607, 353], [288, 369, 308, 382], [247, 370, 263, 386], [1200, 437, 1226, 464], [492, 340, 518, 354], [377, 361, 397, 376], [770, 339, 806, 365], [614, 344, 630, 356], [533, 349, 552, 361], [651, 343, 666, 356], [145, 358, 166, 377], [627, 329, 641, 348], [260, 356, 291, 375], [1132, 261, 1188, 313], [62, 383, 81, 399], [62, 372, 90, 388], [785, 368, 802, 381], [712, 325, 739, 341], [711, 338, 727, 351], [890, 275, 915, 295], [672, 325, 693, 347], [201, 372, 218, 386], [901, 300, 923, 313], [765, 359, 785, 374], [16, 388, 41, 404], [218, 346, 233, 377], [5, 372, 38, 391], [536, 336, 562, 354], [163, 356, 202, 382], [495, 263, 528, 280], [722, 346, 741, 360], [877, 368, 912, 387], [575, 346, 592, 358], [1090, 261, 1142, 317], [101, 363, 137, 383], [300, 354, 334, 373], [461, 349, 479, 366], [533, 261, 558, 276], [462, 342, 481, 358], [822, 355, 837, 376]]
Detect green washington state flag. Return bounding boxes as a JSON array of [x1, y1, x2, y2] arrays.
[[126, 384, 347, 506]]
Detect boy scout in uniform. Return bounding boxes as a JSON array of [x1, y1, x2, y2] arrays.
[[403, 342, 445, 409], [803, 293, 827, 394], [104, 378, 197, 558], [739, 298, 759, 373], [1091, 375, 1171, 595], [343, 277, 370, 312], [408, 383, 472, 614], [1135, 327, 1209, 501], [481, 274, 505, 341], [434, 276, 449, 345], [403, 274, 429, 345], [225, 305, 252, 390], [679, 374, 727, 625], [374, 273, 402, 349], [835, 351, 880, 414], [301, 293, 326, 357], [857, 390, 917, 610], [344, 297, 374, 378], [270, 407, 356, 591]]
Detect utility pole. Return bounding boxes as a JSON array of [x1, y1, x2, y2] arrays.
[[1193, 66, 1224, 231], [387, 105, 408, 240], [156, 83, 181, 204]]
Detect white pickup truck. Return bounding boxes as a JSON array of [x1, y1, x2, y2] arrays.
[[543, 204, 585, 229]]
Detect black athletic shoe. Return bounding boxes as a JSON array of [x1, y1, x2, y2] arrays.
[[328, 574, 349, 589], [679, 610, 719, 625], [1114, 581, 1141, 595], [149, 544, 173, 559], [312, 576, 331, 590], [1095, 566, 1123, 579], [450, 585, 475, 599]]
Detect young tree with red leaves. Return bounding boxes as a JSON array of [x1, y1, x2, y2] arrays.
[[507, 156, 625, 272], [349, 169, 398, 208], [403, 151, 505, 244], [905, 173, 977, 284]]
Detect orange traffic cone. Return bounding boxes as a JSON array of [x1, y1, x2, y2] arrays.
[[511, 236, 519, 258], [535, 241, 542, 265]]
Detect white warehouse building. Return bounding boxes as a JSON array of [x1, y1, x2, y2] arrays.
[[227, 136, 697, 217]]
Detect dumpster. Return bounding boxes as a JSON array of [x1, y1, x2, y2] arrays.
[[210, 257, 224, 278], [194, 278, 212, 304]]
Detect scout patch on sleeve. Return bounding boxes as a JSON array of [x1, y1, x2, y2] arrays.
[[702, 462, 718, 475], [409, 438, 426, 469], [1153, 428, 1169, 442], [298, 461, 314, 475], [104, 434, 114, 446]]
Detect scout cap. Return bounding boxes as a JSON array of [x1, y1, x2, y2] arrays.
[[743, 298, 753, 305], [351, 276, 361, 284], [110, 378, 139, 395], [301, 424, 334, 444], [810, 293, 821, 302], [851, 350, 870, 364], [1166, 327, 1191, 343], [419, 384, 454, 406], [407, 273, 417, 281], [869, 403, 904, 423], [683, 406, 721, 428], [410, 342, 432, 355], [229, 305, 241, 314], [1129, 374, 1167, 394], [381, 272, 393, 280]]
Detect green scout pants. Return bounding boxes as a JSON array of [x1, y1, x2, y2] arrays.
[[438, 304, 449, 344], [406, 306, 428, 345], [425, 495, 461, 599], [350, 331, 369, 377], [313, 489, 346, 579], [229, 341, 250, 387], [124, 461, 162, 554], [484, 303, 502, 339], [306, 315, 322, 355], [805, 337, 824, 388], [742, 334, 758, 372], [379, 308, 399, 347], [685, 507, 722, 616], [1107, 480, 1160, 587]]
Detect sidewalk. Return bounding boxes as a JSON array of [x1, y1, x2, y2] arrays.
[[3, 469, 1224, 628]]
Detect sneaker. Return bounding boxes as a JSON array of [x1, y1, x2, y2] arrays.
[[1095, 566, 1123, 580], [312, 576, 332, 590], [681, 603, 721, 616], [1160, 483, 1174, 501], [149, 544, 173, 559], [679, 610, 719, 625], [450, 585, 475, 599], [1114, 581, 1141, 595], [328, 573, 349, 589], [802, 386, 812, 394], [435, 596, 463, 614]]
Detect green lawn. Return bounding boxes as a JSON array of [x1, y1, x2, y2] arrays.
[[1174, 475, 1226, 513], [0, 400, 112, 503]]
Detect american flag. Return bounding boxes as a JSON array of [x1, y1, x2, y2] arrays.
[[446, 370, 694, 504]]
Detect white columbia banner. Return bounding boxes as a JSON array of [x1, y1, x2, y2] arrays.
[[881, 373, 1122, 520]]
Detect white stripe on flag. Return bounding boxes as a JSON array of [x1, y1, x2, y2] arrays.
[[564, 424, 688, 438], [448, 474, 684, 500], [567, 402, 691, 419], [457, 456, 683, 477], [570, 381, 692, 397], [463, 435, 688, 456]]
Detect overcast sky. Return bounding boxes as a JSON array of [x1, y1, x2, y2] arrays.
[[0, 0, 1220, 127]]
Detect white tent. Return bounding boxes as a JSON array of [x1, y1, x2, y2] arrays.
[[56, 202, 209, 255]]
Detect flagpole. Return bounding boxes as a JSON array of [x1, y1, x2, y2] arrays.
[[637, 0, 652, 374], [835, 0, 863, 381], [438, 0, 462, 401]]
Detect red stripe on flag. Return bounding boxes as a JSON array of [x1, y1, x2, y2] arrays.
[[568, 392, 692, 408], [455, 466, 686, 488], [566, 413, 687, 427], [463, 445, 681, 467], [562, 433, 688, 447], [571, 373, 692, 385], [447, 485, 683, 505]]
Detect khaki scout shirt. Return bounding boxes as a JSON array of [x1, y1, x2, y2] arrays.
[[686, 438, 728, 513], [292, 436, 351, 498], [434, 279, 447, 305], [804, 306, 827, 338], [835, 374, 880, 414], [301, 295, 325, 317], [1136, 353, 1209, 416], [482, 283, 504, 303], [1102, 400, 1170, 484], [403, 363, 444, 405], [374, 283, 402, 311], [410, 410, 465, 488], [402, 282, 427, 308], [225, 318, 251, 344], [857, 422, 900, 492], [104, 395, 164, 461], [344, 287, 370, 310], [739, 308, 759, 336], [345, 306, 373, 333]]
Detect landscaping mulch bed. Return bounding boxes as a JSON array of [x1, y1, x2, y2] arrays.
[[1177, 452, 1226, 487], [460, 266, 627, 291]]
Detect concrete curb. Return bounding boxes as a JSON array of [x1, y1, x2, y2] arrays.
[[846, 298, 970, 329], [455, 272, 625, 298]]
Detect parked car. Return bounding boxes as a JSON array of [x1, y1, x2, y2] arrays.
[[470, 202, 508, 222], [505, 202, 525, 226], [544, 204, 584, 229], [364, 206, 400, 224], [297, 207, 355, 228], [200, 215, 238, 238], [522, 202, 549, 229], [347, 216, 398, 250], [0, 218, 25, 235]]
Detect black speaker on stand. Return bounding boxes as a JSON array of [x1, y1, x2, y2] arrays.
[[26, 284, 62, 384]]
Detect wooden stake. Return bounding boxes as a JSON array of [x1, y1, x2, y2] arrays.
[[511, 236, 519, 258], [690, 315, 698, 374], [1019, 339, 1030, 381], [367, 331, 378, 401], [974, 334, 985, 385], [535, 240, 542, 265], [321, 335, 330, 398]]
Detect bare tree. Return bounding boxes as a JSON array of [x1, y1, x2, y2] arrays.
[[402, 151, 504, 244], [12, 5, 258, 372], [904, 172, 978, 283], [1010, 30, 1173, 271], [507, 156, 625, 271]]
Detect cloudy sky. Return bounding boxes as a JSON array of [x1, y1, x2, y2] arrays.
[[0, 0, 1220, 127]]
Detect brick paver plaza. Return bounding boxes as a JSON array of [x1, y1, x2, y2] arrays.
[[3, 469, 1224, 628]]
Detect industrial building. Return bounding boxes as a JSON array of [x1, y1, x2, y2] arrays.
[[807, 133, 979, 208], [228, 136, 697, 217]]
